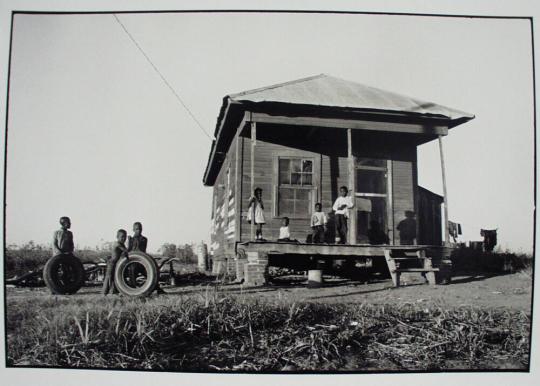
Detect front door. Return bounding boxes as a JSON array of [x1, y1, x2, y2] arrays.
[[355, 158, 391, 244]]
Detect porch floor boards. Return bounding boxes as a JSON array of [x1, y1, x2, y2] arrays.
[[236, 241, 449, 258]]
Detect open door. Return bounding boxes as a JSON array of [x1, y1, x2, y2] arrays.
[[354, 158, 392, 244]]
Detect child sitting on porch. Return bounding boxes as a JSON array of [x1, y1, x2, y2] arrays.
[[278, 217, 291, 241], [247, 187, 266, 241], [310, 203, 327, 243]]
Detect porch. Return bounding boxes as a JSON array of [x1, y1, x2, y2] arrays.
[[234, 241, 452, 287]]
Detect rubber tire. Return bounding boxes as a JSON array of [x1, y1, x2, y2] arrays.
[[43, 253, 85, 295], [114, 252, 158, 297]]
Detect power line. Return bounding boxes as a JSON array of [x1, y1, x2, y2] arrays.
[[112, 14, 212, 140]]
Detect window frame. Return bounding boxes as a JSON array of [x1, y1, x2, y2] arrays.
[[272, 153, 319, 220], [355, 158, 389, 198]]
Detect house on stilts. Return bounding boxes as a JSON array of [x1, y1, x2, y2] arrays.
[[203, 74, 474, 287]]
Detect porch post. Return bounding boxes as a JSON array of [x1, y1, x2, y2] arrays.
[[438, 135, 449, 245], [235, 133, 242, 242], [250, 121, 256, 241], [347, 128, 357, 244]]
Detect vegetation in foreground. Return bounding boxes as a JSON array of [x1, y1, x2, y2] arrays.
[[6, 289, 530, 371]]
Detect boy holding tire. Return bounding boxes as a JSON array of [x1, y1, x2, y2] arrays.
[[127, 222, 165, 294], [102, 229, 128, 295]]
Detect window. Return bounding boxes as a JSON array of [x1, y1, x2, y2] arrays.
[[279, 158, 313, 186], [355, 157, 387, 194], [277, 158, 314, 217], [355, 169, 387, 194]]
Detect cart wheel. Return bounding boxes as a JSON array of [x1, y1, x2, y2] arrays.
[[43, 253, 85, 294], [114, 252, 158, 297]]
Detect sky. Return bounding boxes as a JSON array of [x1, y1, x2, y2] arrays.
[[4, 12, 535, 253]]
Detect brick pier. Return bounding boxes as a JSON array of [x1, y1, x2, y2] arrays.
[[243, 252, 269, 286]]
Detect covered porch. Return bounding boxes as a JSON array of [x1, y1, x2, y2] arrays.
[[242, 110, 454, 246]]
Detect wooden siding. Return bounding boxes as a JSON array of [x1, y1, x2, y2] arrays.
[[418, 188, 443, 246], [240, 137, 325, 243], [210, 138, 238, 259]]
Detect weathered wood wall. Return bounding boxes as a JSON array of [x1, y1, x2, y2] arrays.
[[418, 188, 443, 246], [210, 137, 238, 260], [240, 137, 325, 242]]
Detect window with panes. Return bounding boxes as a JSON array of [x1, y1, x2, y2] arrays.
[[277, 157, 314, 218]]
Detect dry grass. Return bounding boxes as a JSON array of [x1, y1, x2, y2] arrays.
[[6, 287, 530, 372]]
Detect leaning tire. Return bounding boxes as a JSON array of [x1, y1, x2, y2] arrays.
[[43, 253, 85, 295], [114, 252, 158, 297]]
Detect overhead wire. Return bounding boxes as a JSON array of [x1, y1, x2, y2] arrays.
[[112, 14, 212, 140]]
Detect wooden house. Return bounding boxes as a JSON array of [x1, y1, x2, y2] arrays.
[[203, 74, 474, 286]]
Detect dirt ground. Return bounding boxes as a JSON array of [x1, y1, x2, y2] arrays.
[[6, 270, 533, 313]]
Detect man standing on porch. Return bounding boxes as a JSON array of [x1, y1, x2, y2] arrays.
[[332, 186, 354, 244], [397, 210, 417, 245]]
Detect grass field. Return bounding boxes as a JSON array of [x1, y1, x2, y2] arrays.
[[5, 274, 532, 372]]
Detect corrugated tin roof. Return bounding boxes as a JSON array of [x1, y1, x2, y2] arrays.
[[204, 74, 475, 186], [228, 74, 474, 122]]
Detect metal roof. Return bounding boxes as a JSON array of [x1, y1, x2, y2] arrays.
[[204, 74, 475, 186], [228, 74, 474, 123]]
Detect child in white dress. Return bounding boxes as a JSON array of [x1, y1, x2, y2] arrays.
[[247, 187, 266, 240]]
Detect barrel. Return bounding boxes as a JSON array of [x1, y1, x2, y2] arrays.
[[196, 242, 209, 272]]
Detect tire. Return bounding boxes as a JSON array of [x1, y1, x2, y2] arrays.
[[114, 252, 158, 297], [43, 253, 85, 295]]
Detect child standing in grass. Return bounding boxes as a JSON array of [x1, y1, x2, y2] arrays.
[[311, 203, 327, 243], [52, 216, 74, 256], [332, 186, 354, 244], [102, 229, 128, 295], [247, 187, 266, 241]]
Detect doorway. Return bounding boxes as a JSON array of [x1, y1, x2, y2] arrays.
[[354, 158, 391, 244]]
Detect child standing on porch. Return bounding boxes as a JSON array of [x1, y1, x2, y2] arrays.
[[332, 186, 354, 244], [247, 187, 266, 241], [311, 203, 327, 243]]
